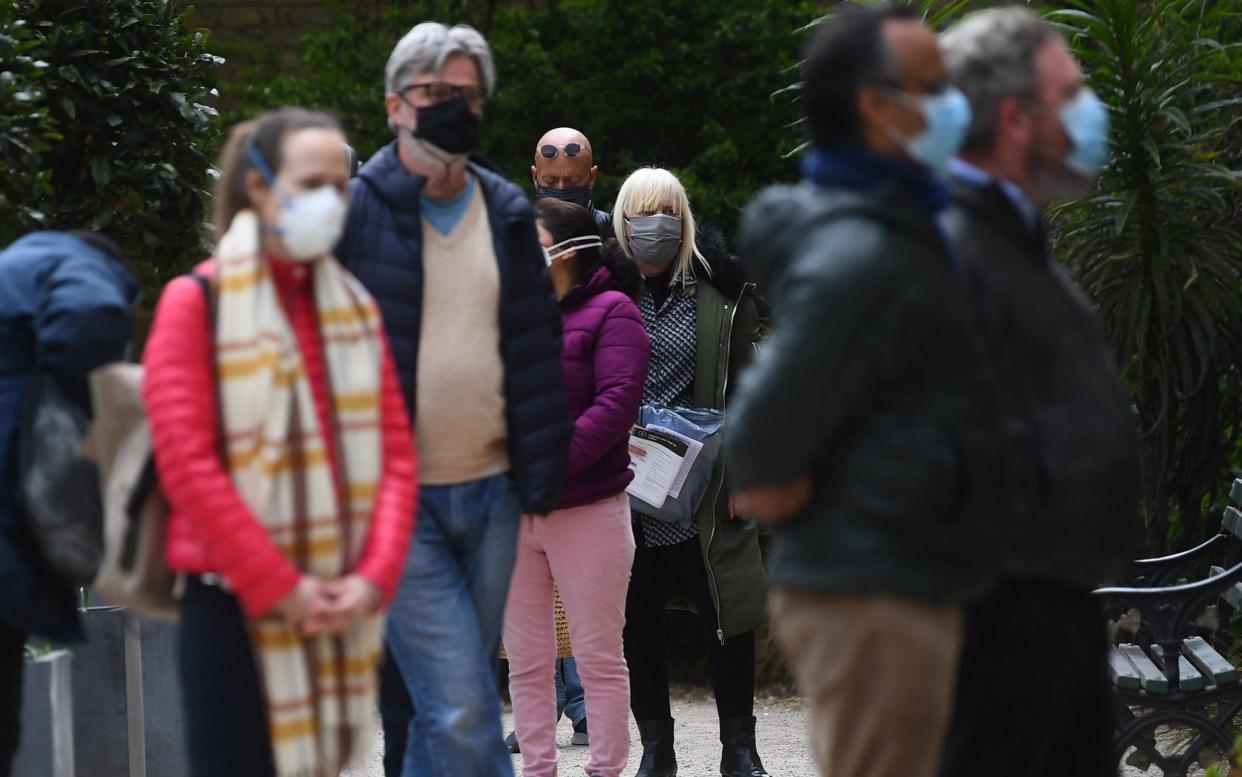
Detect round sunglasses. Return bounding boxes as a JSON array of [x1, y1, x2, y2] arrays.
[[539, 142, 585, 160]]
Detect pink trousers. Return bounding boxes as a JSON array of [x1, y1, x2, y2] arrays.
[[503, 492, 636, 777]]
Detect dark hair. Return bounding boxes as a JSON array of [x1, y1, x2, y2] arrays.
[[535, 198, 642, 301], [66, 230, 125, 265], [212, 107, 345, 239], [802, 3, 919, 148]]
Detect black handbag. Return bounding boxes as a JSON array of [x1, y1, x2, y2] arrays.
[[18, 370, 105, 586]]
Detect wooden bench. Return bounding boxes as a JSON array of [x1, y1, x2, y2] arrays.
[[1094, 478, 1242, 777], [1108, 636, 1233, 694]]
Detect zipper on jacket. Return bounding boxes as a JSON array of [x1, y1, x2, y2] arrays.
[[704, 284, 748, 645]]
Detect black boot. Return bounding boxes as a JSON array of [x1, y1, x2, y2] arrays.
[[720, 716, 772, 777], [635, 717, 678, 777]]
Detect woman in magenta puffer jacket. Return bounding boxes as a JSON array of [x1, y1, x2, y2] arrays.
[[503, 199, 650, 777]]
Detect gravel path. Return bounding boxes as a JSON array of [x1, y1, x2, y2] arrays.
[[345, 685, 818, 776], [1118, 726, 1229, 777], [341, 691, 1238, 777]]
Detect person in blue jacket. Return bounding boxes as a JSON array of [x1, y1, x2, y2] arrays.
[[335, 21, 571, 777], [0, 230, 137, 776]]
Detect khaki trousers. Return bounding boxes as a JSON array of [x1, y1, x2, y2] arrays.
[[771, 590, 964, 777]]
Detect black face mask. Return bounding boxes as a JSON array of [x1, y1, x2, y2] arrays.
[[535, 184, 593, 210], [411, 97, 481, 155]]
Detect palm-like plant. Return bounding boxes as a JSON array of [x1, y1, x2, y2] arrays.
[[1048, 0, 1242, 551]]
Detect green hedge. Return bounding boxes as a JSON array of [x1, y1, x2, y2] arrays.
[[0, 0, 220, 294], [0, 0, 57, 242], [224, 0, 819, 240]]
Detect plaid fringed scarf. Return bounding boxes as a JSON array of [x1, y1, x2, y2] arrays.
[[214, 210, 385, 777]]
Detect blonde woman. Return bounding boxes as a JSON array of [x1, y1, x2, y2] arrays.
[[143, 109, 416, 777], [613, 168, 772, 777]]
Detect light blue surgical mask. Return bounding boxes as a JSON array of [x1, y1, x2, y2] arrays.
[[887, 87, 972, 173], [1059, 87, 1110, 175]]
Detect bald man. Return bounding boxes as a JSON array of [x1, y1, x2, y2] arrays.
[[531, 127, 612, 236]]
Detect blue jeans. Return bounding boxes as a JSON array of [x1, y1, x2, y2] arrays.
[[556, 657, 586, 725], [384, 474, 521, 777]]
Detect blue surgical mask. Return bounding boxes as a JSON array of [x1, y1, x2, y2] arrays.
[[888, 87, 972, 172], [1059, 87, 1110, 175]]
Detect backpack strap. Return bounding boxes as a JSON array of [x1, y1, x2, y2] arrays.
[[189, 271, 216, 334], [188, 271, 227, 466], [120, 273, 219, 574]]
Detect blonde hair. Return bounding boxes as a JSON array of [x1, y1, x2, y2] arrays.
[[612, 167, 706, 283]]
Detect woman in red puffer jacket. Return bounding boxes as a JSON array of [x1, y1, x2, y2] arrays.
[[143, 108, 416, 777]]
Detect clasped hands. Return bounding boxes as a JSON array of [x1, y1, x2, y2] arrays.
[[273, 574, 381, 636]]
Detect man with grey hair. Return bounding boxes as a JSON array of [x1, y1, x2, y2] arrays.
[[937, 8, 1138, 775], [336, 21, 570, 777]]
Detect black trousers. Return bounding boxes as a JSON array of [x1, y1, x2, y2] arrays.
[[623, 526, 755, 722], [937, 579, 1116, 777], [178, 578, 276, 777], [0, 618, 25, 777], [379, 646, 411, 777]]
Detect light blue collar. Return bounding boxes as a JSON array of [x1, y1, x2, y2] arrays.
[[420, 175, 476, 236], [948, 158, 1040, 231]]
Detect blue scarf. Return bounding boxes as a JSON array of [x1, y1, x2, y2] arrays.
[[802, 145, 950, 215]]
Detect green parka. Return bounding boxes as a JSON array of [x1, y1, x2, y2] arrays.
[[684, 228, 768, 640]]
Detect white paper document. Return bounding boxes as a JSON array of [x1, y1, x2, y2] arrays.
[[647, 425, 704, 499], [626, 427, 689, 508]]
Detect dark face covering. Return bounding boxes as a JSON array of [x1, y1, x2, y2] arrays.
[[535, 184, 593, 209], [409, 96, 481, 156]]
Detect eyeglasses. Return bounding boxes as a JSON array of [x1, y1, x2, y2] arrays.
[[402, 82, 486, 109], [539, 143, 585, 160]]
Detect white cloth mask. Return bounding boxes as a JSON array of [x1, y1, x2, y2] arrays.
[[273, 186, 348, 262], [249, 145, 348, 262]]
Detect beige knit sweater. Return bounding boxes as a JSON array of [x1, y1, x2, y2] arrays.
[[415, 180, 510, 484]]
